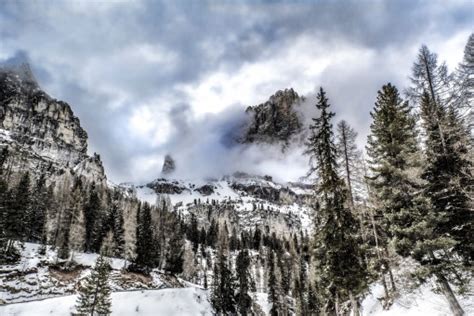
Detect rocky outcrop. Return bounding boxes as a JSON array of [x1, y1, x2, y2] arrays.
[[145, 178, 187, 194], [73, 153, 107, 184], [195, 184, 215, 196], [161, 154, 176, 175], [0, 64, 88, 166], [242, 88, 302, 144], [0, 61, 106, 184]]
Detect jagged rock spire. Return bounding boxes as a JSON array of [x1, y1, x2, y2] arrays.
[[161, 154, 176, 175]]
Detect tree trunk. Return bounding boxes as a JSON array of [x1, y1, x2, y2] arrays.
[[437, 273, 464, 316], [381, 274, 390, 309], [349, 291, 360, 316], [383, 247, 396, 293], [335, 294, 341, 316], [341, 128, 355, 209]]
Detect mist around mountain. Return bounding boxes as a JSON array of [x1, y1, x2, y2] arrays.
[[0, 21, 473, 316]]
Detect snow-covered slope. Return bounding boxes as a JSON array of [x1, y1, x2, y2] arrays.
[[0, 243, 193, 305], [126, 173, 314, 233], [0, 287, 212, 316], [2, 275, 472, 316], [362, 282, 474, 316]]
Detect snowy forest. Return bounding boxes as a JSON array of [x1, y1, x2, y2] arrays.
[[0, 34, 472, 315], [0, 2, 473, 315]]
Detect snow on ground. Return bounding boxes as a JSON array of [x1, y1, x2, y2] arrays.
[[0, 243, 175, 304], [135, 179, 242, 207], [362, 281, 474, 316], [255, 292, 270, 315], [0, 287, 212, 316], [1, 243, 473, 315], [0, 128, 12, 142]]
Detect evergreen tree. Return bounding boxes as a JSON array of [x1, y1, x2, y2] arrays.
[[65, 178, 86, 258], [132, 203, 156, 272], [3, 172, 31, 258], [57, 202, 73, 260], [207, 218, 218, 248], [108, 195, 125, 257], [27, 173, 48, 242], [199, 227, 207, 246], [307, 282, 320, 315], [211, 226, 236, 315], [84, 183, 101, 252], [253, 225, 262, 250], [75, 255, 112, 315], [188, 213, 199, 253], [296, 255, 308, 315], [419, 92, 473, 263], [164, 218, 185, 274], [236, 249, 253, 315], [407, 44, 472, 315], [306, 88, 368, 315], [365, 83, 420, 303], [229, 226, 240, 251], [406, 92, 472, 316], [367, 83, 420, 237], [268, 250, 282, 316]]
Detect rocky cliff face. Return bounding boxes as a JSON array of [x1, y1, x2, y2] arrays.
[[0, 62, 105, 184], [242, 88, 302, 144]]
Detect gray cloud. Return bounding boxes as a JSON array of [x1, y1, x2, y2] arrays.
[[0, 0, 471, 183]]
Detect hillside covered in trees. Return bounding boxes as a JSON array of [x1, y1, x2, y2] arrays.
[[0, 9, 472, 316]]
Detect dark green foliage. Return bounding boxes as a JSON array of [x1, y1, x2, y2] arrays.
[[268, 250, 283, 316], [164, 217, 185, 274], [306, 88, 368, 313], [199, 227, 207, 246], [107, 194, 125, 257], [229, 226, 240, 251], [9, 172, 31, 242], [211, 233, 236, 315], [211, 254, 236, 314], [132, 203, 156, 272], [419, 93, 473, 264], [253, 225, 262, 250], [1, 172, 31, 261], [27, 174, 50, 242], [307, 282, 320, 315], [75, 255, 112, 315], [206, 218, 218, 248], [236, 249, 253, 315], [366, 83, 421, 247], [188, 213, 199, 253], [84, 183, 101, 252]]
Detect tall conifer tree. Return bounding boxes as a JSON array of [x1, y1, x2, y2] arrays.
[[306, 87, 367, 315]]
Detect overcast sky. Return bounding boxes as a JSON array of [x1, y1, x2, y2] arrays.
[[1, 0, 472, 183]]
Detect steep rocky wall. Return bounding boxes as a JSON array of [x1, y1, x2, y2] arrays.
[[0, 64, 106, 185], [0, 67, 87, 166]]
